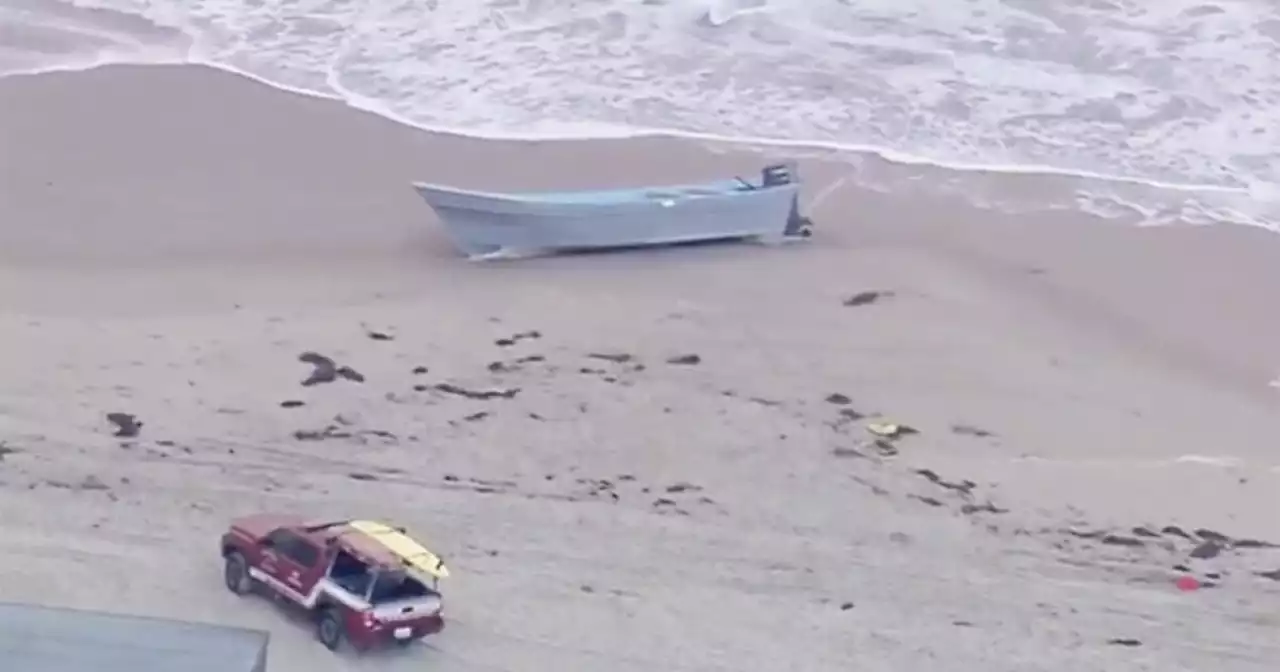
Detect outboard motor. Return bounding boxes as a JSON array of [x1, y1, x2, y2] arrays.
[[764, 162, 814, 238], [761, 163, 794, 187]]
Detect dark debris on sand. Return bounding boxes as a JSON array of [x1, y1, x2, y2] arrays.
[[1128, 526, 1157, 537], [336, 366, 365, 383], [495, 330, 541, 347], [1052, 524, 1280, 576], [48, 475, 113, 492], [298, 352, 366, 386], [951, 423, 995, 438], [1066, 529, 1146, 548], [911, 495, 945, 508], [810, 396, 1279, 590], [489, 355, 546, 373], [914, 468, 975, 495], [1171, 527, 1278, 553], [905, 465, 1009, 516], [293, 419, 396, 443], [834, 437, 896, 458], [1189, 540, 1224, 560], [826, 407, 867, 432], [588, 352, 634, 364], [106, 412, 143, 438], [842, 290, 894, 307], [960, 502, 1008, 515], [435, 383, 521, 400], [364, 326, 395, 341], [294, 426, 352, 442]]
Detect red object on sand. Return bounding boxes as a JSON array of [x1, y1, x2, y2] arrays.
[[1174, 576, 1201, 592]]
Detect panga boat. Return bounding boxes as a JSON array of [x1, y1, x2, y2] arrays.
[[410, 163, 814, 260]]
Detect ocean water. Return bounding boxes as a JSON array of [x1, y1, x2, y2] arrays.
[[2, 0, 1278, 230]]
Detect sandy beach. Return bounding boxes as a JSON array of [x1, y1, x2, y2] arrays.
[[2, 64, 1279, 670]]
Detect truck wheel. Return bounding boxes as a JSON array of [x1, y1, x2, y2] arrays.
[[224, 552, 253, 596], [316, 608, 344, 652]]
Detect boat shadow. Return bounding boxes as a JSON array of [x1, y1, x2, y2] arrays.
[[473, 234, 805, 263]]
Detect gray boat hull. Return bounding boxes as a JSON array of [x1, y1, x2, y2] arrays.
[[410, 165, 812, 259]]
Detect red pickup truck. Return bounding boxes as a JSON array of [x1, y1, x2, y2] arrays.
[[220, 514, 449, 652]]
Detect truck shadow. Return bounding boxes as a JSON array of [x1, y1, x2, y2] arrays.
[[249, 587, 437, 663]]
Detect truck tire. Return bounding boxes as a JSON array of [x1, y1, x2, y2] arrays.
[[316, 608, 344, 652], [224, 552, 253, 596]]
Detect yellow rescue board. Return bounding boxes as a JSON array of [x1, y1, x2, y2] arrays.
[[349, 519, 450, 579]]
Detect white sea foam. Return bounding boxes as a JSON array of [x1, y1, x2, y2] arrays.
[[1011, 455, 1280, 479], [3, 0, 1279, 230], [1173, 455, 1246, 468], [1012, 455, 1253, 470]]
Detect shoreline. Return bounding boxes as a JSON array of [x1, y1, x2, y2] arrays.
[[3, 60, 1270, 212], [2, 63, 1279, 670]]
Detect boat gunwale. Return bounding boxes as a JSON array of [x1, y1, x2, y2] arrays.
[[411, 178, 796, 203], [410, 180, 799, 218]]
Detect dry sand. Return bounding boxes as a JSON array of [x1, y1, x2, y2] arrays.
[[1, 64, 1279, 670]]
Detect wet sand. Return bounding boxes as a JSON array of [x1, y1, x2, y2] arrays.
[[1, 64, 1279, 671]]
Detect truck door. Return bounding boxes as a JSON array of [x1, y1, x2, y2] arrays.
[[263, 529, 325, 605]]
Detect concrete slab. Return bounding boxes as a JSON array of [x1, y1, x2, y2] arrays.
[[0, 602, 268, 672]]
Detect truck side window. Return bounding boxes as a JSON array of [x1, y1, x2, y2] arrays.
[[265, 529, 320, 568], [264, 529, 291, 549], [285, 540, 320, 568]]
